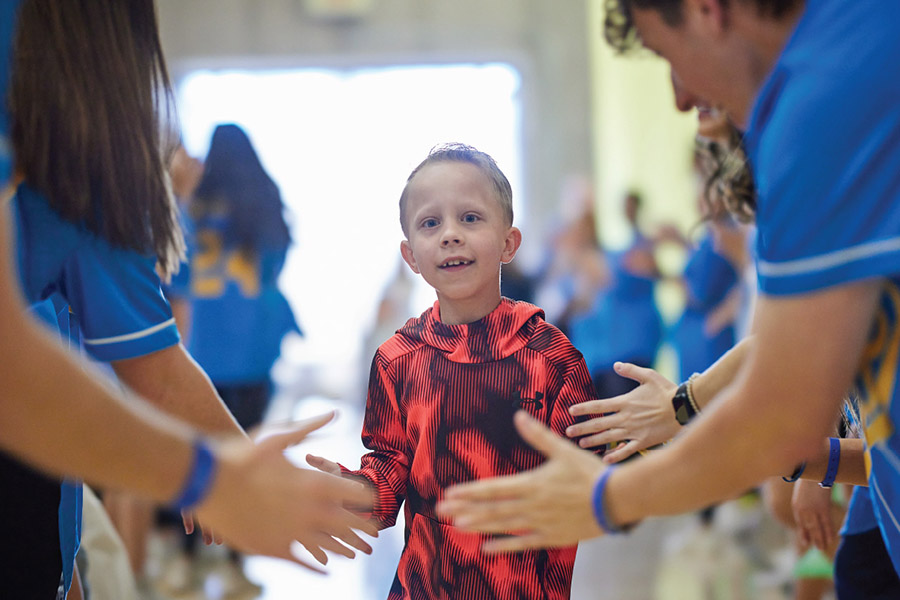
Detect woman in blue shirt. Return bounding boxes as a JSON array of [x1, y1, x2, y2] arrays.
[[2, 2, 370, 596], [184, 124, 298, 424]]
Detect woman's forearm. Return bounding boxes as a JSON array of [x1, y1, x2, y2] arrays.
[[1, 311, 195, 502], [0, 203, 194, 500], [112, 344, 244, 437], [799, 437, 867, 487], [692, 335, 754, 410], [608, 285, 877, 526]]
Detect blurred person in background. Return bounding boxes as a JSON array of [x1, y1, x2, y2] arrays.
[[161, 123, 301, 595], [533, 175, 608, 337], [664, 147, 750, 385], [567, 190, 663, 400]]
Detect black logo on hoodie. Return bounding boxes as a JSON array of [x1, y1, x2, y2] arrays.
[[512, 390, 544, 410]]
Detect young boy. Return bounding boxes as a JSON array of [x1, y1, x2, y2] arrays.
[[308, 144, 596, 599]]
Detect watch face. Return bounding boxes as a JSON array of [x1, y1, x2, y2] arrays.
[[673, 401, 692, 425], [672, 384, 695, 425]]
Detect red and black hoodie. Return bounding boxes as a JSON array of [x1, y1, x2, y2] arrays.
[[343, 298, 596, 599]]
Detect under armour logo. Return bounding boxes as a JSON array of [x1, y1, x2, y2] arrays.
[[512, 390, 544, 410]]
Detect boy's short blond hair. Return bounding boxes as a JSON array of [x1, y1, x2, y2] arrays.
[[399, 143, 514, 237]]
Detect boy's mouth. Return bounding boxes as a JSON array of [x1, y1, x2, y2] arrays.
[[440, 259, 473, 269]]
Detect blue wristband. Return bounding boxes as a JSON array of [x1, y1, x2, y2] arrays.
[[782, 461, 806, 483], [172, 439, 217, 510], [591, 466, 626, 534], [819, 437, 840, 488]]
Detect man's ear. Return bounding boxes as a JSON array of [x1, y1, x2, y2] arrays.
[[686, 0, 728, 35], [500, 227, 522, 265], [400, 240, 421, 274]]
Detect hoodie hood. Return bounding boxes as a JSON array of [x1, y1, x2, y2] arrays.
[[397, 297, 544, 364]]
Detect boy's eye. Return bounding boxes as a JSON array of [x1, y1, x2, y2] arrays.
[[462, 213, 480, 223], [422, 218, 439, 229]]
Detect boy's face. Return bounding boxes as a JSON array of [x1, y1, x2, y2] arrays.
[[400, 161, 521, 324]]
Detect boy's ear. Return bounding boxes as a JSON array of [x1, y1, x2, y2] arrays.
[[400, 240, 421, 274], [500, 227, 522, 265]]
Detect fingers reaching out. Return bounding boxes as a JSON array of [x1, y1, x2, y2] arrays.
[[438, 411, 606, 551], [565, 363, 680, 460], [306, 453, 342, 477], [193, 416, 381, 573], [253, 411, 337, 449]]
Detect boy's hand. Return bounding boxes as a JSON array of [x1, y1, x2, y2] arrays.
[[307, 454, 377, 514], [306, 454, 342, 477], [194, 413, 378, 573]]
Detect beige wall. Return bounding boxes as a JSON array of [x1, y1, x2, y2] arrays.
[[157, 0, 595, 245], [157, 1, 699, 255], [586, 0, 697, 250]]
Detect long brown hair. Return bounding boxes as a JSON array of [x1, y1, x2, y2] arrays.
[[192, 124, 291, 257], [696, 126, 756, 224], [9, 0, 185, 278]]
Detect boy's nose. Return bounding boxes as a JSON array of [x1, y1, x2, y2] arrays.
[[440, 226, 462, 246]]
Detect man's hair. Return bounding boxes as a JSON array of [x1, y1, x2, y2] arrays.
[[10, 0, 185, 278], [399, 143, 513, 237], [603, 0, 802, 53]]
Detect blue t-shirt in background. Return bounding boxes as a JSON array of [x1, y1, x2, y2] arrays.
[[744, 0, 900, 573], [176, 211, 298, 385], [569, 237, 662, 374], [673, 232, 738, 381]]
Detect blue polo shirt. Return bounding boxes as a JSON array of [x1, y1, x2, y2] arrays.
[[12, 183, 180, 592], [744, 0, 900, 573], [14, 184, 180, 361], [0, 0, 17, 185]]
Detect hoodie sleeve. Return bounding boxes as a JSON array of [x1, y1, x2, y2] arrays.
[[539, 328, 606, 454], [549, 351, 596, 437], [340, 350, 409, 529]]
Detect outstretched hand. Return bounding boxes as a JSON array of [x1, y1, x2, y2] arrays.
[[195, 412, 378, 573], [437, 411, 605, 553], [565, 362, 679, 463], [791, 479, 838, 552]]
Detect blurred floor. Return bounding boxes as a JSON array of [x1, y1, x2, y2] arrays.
[[125, 392, 815, 600]]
